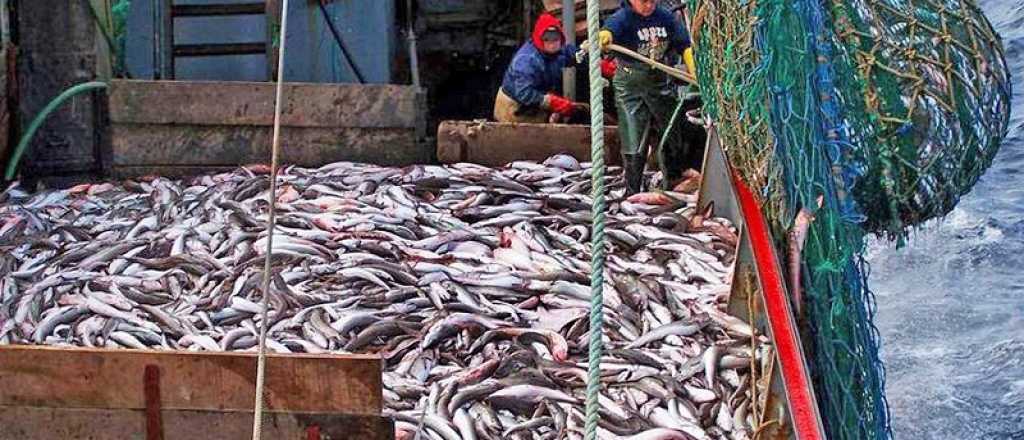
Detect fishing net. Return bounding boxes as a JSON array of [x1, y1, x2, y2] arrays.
[[688, 0, 1011, 437]]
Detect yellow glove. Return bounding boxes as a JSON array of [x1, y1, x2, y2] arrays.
[[599, 30, 613, 52], [683, 47, 696, 76]]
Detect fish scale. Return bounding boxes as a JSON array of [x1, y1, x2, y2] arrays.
[[1, 154, 761, 439]]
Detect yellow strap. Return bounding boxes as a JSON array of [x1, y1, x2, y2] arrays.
[[684, 47, 697, 76]]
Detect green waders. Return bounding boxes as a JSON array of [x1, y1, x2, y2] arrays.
[[613, 63, 689, 194]]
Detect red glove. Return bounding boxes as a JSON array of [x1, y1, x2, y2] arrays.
[[545, 93, 576, 117], [601, 59, 617, 78]]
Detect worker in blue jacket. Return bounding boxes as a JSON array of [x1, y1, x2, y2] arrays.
[[601, 0, 701, 195], [495, 13, 615, 124]]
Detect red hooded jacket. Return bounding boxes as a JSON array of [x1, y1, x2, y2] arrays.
[[531, 13, 566, 50], [501, 13, 576, 108]]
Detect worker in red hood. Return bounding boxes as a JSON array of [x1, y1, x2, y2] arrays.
[[494, 13, 616, 123]]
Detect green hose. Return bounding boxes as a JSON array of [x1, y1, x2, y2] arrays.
[[4, 81, 109, 181]]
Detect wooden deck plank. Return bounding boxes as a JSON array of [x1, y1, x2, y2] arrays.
[[0, 346, 383, 414], [108, 80, 422, 129], [0, 407, 394, 440], [436, 120, 622, 167], [109, 125, 426, 168]]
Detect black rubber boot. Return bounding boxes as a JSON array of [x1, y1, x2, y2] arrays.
[[623, 153, 645, 196]]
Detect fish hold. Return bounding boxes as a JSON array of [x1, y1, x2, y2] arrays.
[[2, 154, 763, 440]]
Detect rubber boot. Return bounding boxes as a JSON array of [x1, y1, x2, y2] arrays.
[[623, 153, 645, 196]]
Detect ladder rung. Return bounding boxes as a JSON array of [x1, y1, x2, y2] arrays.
[[174, 43, 267, 57], [172, 3, 266, 17]]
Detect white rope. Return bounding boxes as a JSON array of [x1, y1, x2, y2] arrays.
[[251, 0, 290, 438]]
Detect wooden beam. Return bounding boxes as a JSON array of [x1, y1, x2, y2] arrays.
[[108, 80, 422, 129], [110, 165, 236, 179], [106, 80, 429, 174], [109, 125, 426, 169], [436, 120, 622, 167], [0, 346, 383, 414], [0, 407, 393, 440]]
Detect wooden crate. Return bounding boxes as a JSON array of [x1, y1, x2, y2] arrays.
[[436, 120, 622, 166], [0, 346, 392, 439], [106, 79, 430, 178]]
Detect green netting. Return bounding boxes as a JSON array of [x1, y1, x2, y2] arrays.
[[688, 0, 1010, 437], [829, 0, 1011, 238]]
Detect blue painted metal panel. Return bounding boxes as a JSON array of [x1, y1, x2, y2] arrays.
[[124, 0, 159, 79], [125, 0, 395, 83], [284, 0, 395, 84], [176, 54, 268, 81], [173, 13, 268, 81], [173, 15, 266, 45]]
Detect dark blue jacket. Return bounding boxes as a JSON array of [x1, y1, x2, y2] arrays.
[[500, 13, 578, 108], [604, 0, 690, 65]]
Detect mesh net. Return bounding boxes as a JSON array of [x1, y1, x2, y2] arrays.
[[688, 0, 1011, 438], [829, 0, 1011, 238]]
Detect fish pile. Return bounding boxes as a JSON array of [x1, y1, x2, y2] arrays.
[[0, 155, 773, 440]]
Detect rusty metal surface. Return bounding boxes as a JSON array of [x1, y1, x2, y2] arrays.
[[436, 120, 622, 167], [108, 80, 423, 129]]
